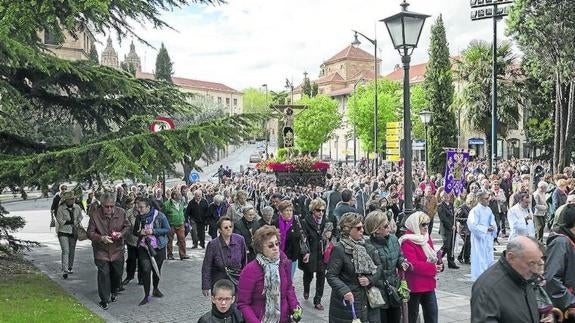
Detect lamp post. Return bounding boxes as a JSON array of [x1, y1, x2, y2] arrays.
[[419, 110, 432, 175], [382, 0, 430, 213], [352, 78, 367, 167], [351, 30, 379, 176], [262, 83, 269, 155]]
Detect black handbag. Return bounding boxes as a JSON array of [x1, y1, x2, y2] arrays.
[[218, 240, 241, 286], [383, 280, 402, 308], [294, 216, 310, 255]]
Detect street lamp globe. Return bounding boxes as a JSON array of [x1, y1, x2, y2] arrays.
[[351, 32, 361, 46], [381, 0, 430, 55], [419, 110, 432, 125]]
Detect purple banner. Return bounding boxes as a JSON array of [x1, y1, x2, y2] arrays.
[[444, 149, 470, 196]]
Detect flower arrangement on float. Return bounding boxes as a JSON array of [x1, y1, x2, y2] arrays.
[[256, 157, 330, 173]]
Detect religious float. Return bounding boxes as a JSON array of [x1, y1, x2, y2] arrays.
[[257, 157, 329, 187]]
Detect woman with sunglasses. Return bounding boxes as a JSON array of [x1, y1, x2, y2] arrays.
[[326, 212, 381, 323], [237, 225, 301, 323], [398, 211, 442, 323], [298, 198, 329, 310], [202, 216, 248, 296], [364, 210, 410, 323]]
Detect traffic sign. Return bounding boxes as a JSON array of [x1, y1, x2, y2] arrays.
[[387, 141, 400, 148], [386, 135, 400, 142], [189, 169, 200, 183], [386, 121, 401, 129], [387, 128, 401, 135], [388, 155, 401, 162], [386, 148, 400, 155], [149, 116, 176, 132]]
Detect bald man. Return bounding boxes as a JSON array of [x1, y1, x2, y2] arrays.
[[471, 236, 552, 323]]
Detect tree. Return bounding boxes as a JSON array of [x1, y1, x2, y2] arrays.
[[120, 60, 137, 76], [347, 79, 401, 154], [293, 95, 340, 153], [154, 43, 173, 83], [410, 85, 427, 143], [89, 43, 99, 64], [270, 90, 289, 105], [507, 0, 575, 171], [521, 71, 554, 160], [302, 74, 318, 97], [423, 15, 457, 175], [242, 88, 269, 114], [454, 40, 521, 164]]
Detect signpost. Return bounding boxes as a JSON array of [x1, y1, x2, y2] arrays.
[[188, 169, 200, 183], [385, 121, 402, 162], [149, 116, 175, 201]]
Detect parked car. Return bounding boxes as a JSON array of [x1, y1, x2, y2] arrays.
[[249, 154, 261, 163]]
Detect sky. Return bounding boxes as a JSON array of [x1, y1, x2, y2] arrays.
[[97, 0, 513, 91]]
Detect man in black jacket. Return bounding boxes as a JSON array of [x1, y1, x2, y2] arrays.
[[186, 189, 209, 249], [332, 189, 357, 225], [437, 191, 459, 269], [471, 236, 552, 323]]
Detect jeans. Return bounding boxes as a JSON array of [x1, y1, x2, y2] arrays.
[[303, 269, 325, 305], [291, 259, 298, 279], [408, 291, 438, 323], [167, 224, 187, 258], [138, 246, 166, 297], [58, 234, 77, 273], [94, 258, 124, 303]]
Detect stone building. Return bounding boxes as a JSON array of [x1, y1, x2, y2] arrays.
[[38, 24, 96, 61], [124, 41, 142, 72], [100, 37, 119, 69]]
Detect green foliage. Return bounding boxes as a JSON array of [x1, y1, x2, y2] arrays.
[[522, 76, 554, 159], [423, 15, 457, 174], [243, 88, 270, 113], [120, 60, 137, 76], [89, 43, 99, 63], [454, 40, 521, 161], [302, 76, 318, 97], [154, 43, 174, 83], [347, 79, 401, 153], [410, 85, 427, 142], [294, 95, 341, 153], [270, 90, 288, 105], [0, 213, 39, 255]]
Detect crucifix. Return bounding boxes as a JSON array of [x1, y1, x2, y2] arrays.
[[271, 104, 307, 148]]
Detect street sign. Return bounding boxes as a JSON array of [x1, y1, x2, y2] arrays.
[[189, 169, 200, 183], [388, 155, 401, 162], [387, 141, 400, 148], [386, 121, 401, 129], [387, 128, 401, 135], [149, 116, 176, 132], [386, 135, 400, 142], [386, 148, 400, 155]]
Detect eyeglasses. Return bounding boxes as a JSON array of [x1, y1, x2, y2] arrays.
[[380, 223, 390, 229], [266, 241, 280, 249], [103, 205, 115, 209], [222, 225, 233, 230], [420, 222, 430, 227], [314, 209, 326, 213], [213, 296, 234, 303], [352, 225, 364, 231]]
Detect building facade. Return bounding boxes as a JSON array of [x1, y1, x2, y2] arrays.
[[38, 25, 96, 61]]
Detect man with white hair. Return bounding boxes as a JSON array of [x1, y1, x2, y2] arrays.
[[185, 189, 209, 249], [467, 190, 498, 281]]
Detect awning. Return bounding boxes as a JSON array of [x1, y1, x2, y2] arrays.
[[468, 138, 485, 145]]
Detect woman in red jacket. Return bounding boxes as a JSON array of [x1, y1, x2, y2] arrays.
[[398, 211, 443, 323], [236, 225, 301, 323]]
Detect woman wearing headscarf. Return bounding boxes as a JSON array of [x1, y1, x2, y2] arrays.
[[364, 210, 409, 323], [398, 211, 442, 323], [273, 200, 309, 278], [236, 225, 301, 323], [326, 212, 382, 323]]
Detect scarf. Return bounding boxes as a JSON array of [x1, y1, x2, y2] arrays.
[[340, 238, 377, 275], [256, 253, 281, 323], [278, 217, 293, 253], [398, 211, 437, 263]]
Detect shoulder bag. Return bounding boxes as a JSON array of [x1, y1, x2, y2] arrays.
[[366, 285, 386, 308], [217, 240, 241, 286], [294, 215, 310, 255]]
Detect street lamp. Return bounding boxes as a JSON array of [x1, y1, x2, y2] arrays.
[[353, 78, 367, 167], [351, 30, 379, 176], [382, 0, 430, 213], [262, 83, 269, 155], [419, 110, 432, 175]]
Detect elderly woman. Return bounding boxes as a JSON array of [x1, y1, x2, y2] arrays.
[[298, 198, 328, 310], [237, 225, 300, 323], [399, 211, 442, 323], [258, 206, 274, 227], [228, 190, 249, 223], [208, 194, 229, 240], [364, 210, 409, 323], [326, 212, 381, 323], [532, 181, 548, 242], [234, 205, 260, 262], [56, 191, 83, 279], [202, 216, 248, 295], [274, 200, 310, 278]]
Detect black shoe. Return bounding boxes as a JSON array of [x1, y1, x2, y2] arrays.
[[121, 278, 132, 286], [63, 273, 68, 279], [464, 260, 471, 264], [138, 297, 150, 306], [167, 254, 175, 260], [191, 245, 198, 249], [117, 285, 125, 292], [457, 257, 464, 264], [153, 288, 164, 298], [180, 256, 190, 260], [98, 301, 109, 310], [111, 294, 117, 303], [448, 261, 460, 269]]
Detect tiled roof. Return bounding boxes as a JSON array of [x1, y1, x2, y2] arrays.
[[136, 71, 241, 94], [348, 70, 378, 82], [328, 86, 355, 97], [316, 72, 346, 85], [384, 62, 427, 84], [324, 45, 379, 64]]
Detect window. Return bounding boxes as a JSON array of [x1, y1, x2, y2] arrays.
[[233, 98, 237, 106], [226, 98, 230, 106], [44, 30, 59, 45], [218, 97, 222, 104]]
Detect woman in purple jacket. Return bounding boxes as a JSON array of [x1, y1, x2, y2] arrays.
[[237, 225, 302, 323]]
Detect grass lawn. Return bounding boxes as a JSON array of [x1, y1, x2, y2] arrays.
[[0, 256, 103, 323]]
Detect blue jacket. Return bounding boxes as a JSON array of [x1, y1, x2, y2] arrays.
[[133, 209, 170, 249]]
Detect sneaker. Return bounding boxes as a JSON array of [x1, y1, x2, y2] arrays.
[[67, 268, 73, 274], [152, 288, 164, 298], [98, 301, 109, 310], [138, 297, 150, 306]]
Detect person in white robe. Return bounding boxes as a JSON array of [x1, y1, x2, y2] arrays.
[[467, 190, 498, 281], [507, 192, 535, 240]]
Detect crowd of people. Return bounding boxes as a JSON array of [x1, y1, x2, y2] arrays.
[[48, 158, 575, 322]]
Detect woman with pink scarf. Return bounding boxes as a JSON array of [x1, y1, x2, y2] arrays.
[[398, 211, 442, 323]]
